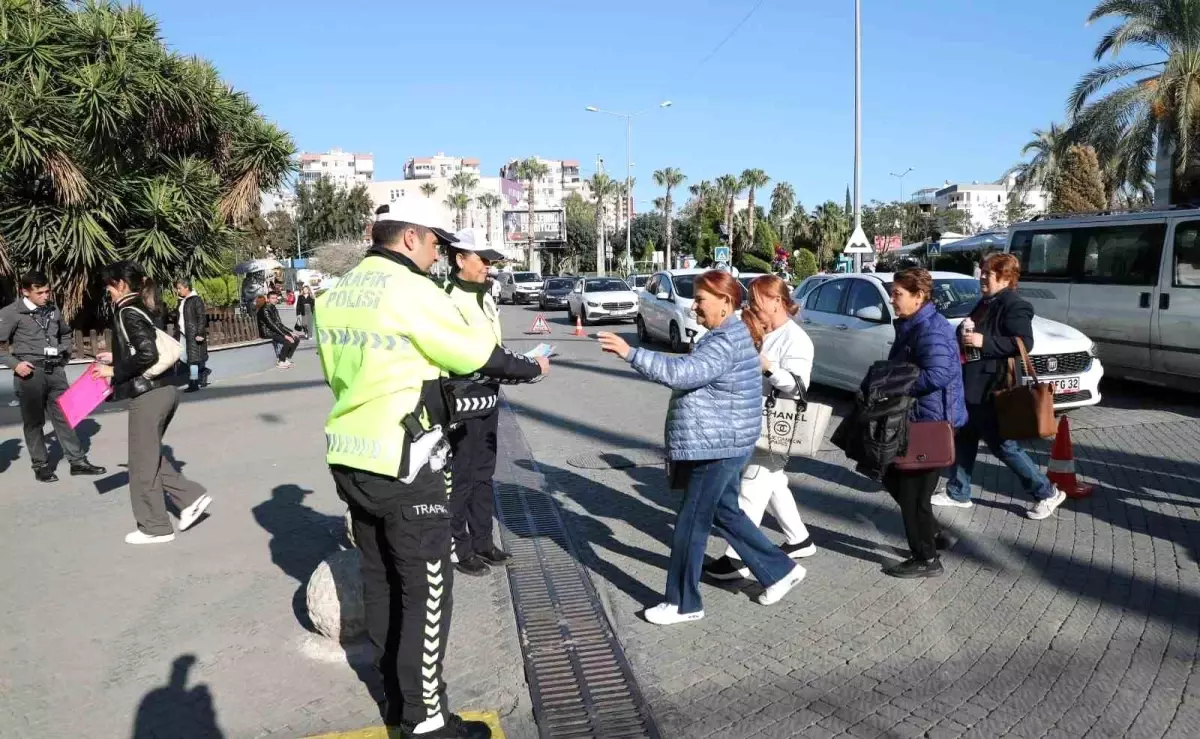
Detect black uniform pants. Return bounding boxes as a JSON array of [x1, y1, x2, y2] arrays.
[[882, 466, 941, 562], [12, 363, 85, 468], [448, 408, 500, 559], [332, 464, 454, 728]]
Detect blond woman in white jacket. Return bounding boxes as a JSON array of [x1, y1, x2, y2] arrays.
[[704, 275, 817, 581]]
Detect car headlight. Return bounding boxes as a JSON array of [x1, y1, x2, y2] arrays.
[[586, 301, 599, 308], [1087, 342, 1097, 357]]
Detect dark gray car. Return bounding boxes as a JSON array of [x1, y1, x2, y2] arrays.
[[539, 277, 575, 310]]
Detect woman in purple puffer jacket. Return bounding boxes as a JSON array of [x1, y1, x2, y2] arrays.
[[884, 268, 967, 579]]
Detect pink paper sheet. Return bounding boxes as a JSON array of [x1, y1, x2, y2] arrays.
[[57, 364, 112, 428]]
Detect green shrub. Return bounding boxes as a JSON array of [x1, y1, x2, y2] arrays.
[[195, 275, 240, 307], [738, 254, 772, 273], [789, 249, 818, 281]]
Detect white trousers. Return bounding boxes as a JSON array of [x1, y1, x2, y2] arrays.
[[725, 453, 809, 558]]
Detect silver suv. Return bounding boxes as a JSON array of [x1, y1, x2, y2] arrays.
[[497, 271, 543, 304]]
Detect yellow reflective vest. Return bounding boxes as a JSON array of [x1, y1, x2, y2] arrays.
[[444, 277, 503, 345], [315, 251, 497, 477]]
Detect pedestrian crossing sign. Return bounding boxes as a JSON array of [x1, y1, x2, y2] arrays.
[[526, 313, 551, 335]]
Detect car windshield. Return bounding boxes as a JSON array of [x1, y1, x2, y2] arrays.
[[586, 278, 629, 292], [673, 275, 697, 300], [546, 278, 574, 289], [884, 278, 981, 318], [514, 272, 541, 283]]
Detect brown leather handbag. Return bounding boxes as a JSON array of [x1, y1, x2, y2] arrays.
[[892, 421, 955, 471], [992, 337, 1056, 440]]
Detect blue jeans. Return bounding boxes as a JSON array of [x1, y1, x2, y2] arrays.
[[665, 453, 796, 614], [946, 402, 1053, 502]]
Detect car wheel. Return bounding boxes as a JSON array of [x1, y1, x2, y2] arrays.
[[581, 308, 592, 326], [669, 322, 685, 353], [567, 305, 575, 322], [635, 316, 648, 343]]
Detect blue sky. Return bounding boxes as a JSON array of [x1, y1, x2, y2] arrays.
[[145, 0, 1128, 210]]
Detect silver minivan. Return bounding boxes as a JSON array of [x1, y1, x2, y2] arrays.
[[1006, 209, 1200, 390]]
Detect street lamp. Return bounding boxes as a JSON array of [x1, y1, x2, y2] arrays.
[[889, 167, 914, 202], [585, 100, 673, 276]]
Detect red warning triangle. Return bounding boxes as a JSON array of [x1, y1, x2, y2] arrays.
[[527, 313, 551, 335]]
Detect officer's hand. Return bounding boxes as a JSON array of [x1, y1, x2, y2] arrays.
[[535, 356, 550, 375], [13, 361, 34, 378]]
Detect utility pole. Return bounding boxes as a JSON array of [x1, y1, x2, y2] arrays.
[[596, 154, 606, 276], [843, 0, 871, 272]]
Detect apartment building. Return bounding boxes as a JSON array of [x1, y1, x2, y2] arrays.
[[404, 153, 482, 180], [297, 148, 374, 188], [933, 175, 1049, 231]]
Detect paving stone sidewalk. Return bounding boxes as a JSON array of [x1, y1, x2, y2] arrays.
[[0, 347, 535, 739]]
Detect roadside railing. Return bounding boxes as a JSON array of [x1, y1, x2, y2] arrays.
[[2, 312, 262, 360]]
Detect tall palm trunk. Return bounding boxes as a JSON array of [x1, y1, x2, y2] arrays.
[[747, 188, 757, 245], [726, 197, 736, 261], [527, 184, 536, 270], [664, 188, 674, 269]]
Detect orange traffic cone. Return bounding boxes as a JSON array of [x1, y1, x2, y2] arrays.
[[572, 316, 586, 337], [1047, 415, 1094, 499]]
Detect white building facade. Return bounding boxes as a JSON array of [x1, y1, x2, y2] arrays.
[[404, 153, 482, 180], [934, 175, 1049, 231], [298, 148, 374, 189]]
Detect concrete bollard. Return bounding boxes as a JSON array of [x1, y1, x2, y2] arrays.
[[305, 549, 366, 643]]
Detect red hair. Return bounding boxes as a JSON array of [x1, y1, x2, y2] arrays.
[[743, 275, 797, 349], [693, 270, 743, 310]]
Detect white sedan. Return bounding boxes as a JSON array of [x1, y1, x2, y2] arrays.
[[567, 277, 640, 325], [792, 271, 1104, 410]]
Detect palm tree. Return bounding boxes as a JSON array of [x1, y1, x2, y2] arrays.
[[1006, 123, 1067, 196], [769, 182, 796, 240], [616, 177, 636, 235], [587, 173, 619, 272], [653, 167, 686, 268], [789, 203, 814, 247], [516, 158, 549, 268], [688, 180, 715, 252], [714, 174, 743, 258], [450, 171, 479, 195], [0, 1, 294, 317], [444, 193, 471, 230], [1068, 0, 1200, 204], [419, 182, 438, 198], [475, 192, 502, 243], [741, 169, 771, 247], [813, 201, 849, 268]]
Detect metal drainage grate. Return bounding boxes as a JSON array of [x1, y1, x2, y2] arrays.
[[495, 480, 660, 739]]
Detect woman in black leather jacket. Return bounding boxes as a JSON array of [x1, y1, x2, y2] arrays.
[[92, 261, 212, 545]]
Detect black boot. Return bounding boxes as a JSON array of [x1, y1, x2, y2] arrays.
[[185, 380, 200, 393], [199, 364, 211, 387], [477, 547, 513, 566], [34, 466, 58, 483], [884, 558, 943, 579], [399, 713, 491, 739], [455, 555, 490, 577], [70, 459, 107, 476]]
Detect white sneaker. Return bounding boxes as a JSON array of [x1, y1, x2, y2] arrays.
[[931, 492, 973, 509], [643, 603, 704, 625], [757, 564, 806, 606], [125, 530, 175, 545], [1027, 488, 1067, 520], [179, 494, 212, 531]]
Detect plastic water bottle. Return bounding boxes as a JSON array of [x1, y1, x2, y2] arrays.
[[962, 318, 981, 362]]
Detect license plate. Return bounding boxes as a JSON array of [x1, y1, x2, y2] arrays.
[[1049, 377, 1081, 394]]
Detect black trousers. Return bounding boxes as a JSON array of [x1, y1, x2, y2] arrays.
[[448, 408, 500, 559], [12, 363, 85, 468], [882, 466, 941, 562], [332, 464, 454, 729], [274, 338, 297, 362]]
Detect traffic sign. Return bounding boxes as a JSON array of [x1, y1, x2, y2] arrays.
[[927, 241, 943, 256], [843, 225, 873, 255], [526, 313, 551, 335], [714, 246, 731, 263]]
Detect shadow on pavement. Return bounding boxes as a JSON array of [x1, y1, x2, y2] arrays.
[[131, 654, 224, 739], [0, 437, 20, 474], [250, 484, 348, 632], [504, 399, 660, 454]]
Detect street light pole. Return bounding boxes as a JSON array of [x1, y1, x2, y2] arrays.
[[852, 0, 863, 273], [890, 167, 914, 203], [586, 101, 672, 277]]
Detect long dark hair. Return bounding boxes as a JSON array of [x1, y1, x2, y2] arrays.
[[100, 260, 154, 303]]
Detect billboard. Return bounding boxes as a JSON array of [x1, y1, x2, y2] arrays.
[[503, 209, 564, 244], [501, 179, 524, 208]]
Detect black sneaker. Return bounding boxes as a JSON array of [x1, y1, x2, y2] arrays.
[[455, 556, 490, 577], [934, 531, 958, 551], [477, 547, 513, 566], [400, 713, 492, 739], [34, 466, 58, 483], [69, 460, 107, 476], [703, 556, 750, 581], [781, 538, 818, 558], [184, 382, 200, 393], [884, 558, 944, 579]]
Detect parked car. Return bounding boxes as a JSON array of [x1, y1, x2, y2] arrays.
[[566, 277, 639, 325], [735, 273, 769, 307], [793, 271, 1104, 410], [636, 269, 707, 352], [540, 277, 575, 310], [497, 271, 543, 304], [1007, 209, 1200, 391], [628, 274, 652, 292]]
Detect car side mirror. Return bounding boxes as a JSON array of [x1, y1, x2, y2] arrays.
[[656, 291, 671, 301], [855, 306, 884, 322]]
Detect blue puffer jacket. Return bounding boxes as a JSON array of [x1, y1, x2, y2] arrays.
[[889, 302, 968, 429], [628, 318, 761, 461]]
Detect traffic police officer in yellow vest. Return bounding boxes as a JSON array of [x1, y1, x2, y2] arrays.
[[316, 201, 546, 739], [443, 228, 513, 577]]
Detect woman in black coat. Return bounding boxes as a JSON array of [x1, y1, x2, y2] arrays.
[[295, 285, 316, 339], [173, 278, 209, 392], [934, 252, 1065, 520]]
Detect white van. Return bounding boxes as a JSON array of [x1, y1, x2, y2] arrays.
[[1006, 209, 1200, 390]]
